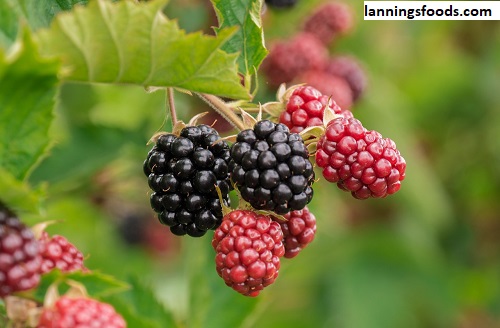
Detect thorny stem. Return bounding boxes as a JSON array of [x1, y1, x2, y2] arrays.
[[166, 88, 178, 126], [195, 93, 246, 131]]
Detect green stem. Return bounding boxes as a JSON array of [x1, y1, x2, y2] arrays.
[[195, 93, 246, 131]]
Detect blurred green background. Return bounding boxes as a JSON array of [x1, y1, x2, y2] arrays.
[[25, 0, 500, 327]]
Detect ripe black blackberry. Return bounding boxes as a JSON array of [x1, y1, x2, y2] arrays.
[[144, 125, 232, 237], [229, 120, 315, 214]]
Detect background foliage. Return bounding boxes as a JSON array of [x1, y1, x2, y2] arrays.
[[1, 0, 499, 327]]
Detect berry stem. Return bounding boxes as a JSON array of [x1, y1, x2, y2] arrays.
[[166, 88, 178, 126], [195, 93, 246, 131]]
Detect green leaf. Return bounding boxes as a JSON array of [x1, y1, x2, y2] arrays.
[[212, 0, 268, 77], [102, 277, 180, 328], [0, 168, 45, 215], [36, 0, 249, 99], [33, 270, 130, 303], [0, 28, 59, 181]]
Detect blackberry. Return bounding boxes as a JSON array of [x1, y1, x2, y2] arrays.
[[265, 0, 298, 8], [117, 214, 147, 245], [212, 210, 285, 297], [144, 125, 232, 237], [303, 2, 354, 45], [261, 32, 328, 88], [39, 232, 86, 274], [229, 120, 315, 214], [315, 117, 406, 199], [0, 207, 41, 297], [274, 206, 316, 258], [38, 296, 126, 328], [279, 85, 353, 134]]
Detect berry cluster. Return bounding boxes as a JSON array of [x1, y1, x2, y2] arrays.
[[229, 120, 315, 214], [140, 81, 406, 297], [144, 125, 232, 237], [262, 2, 367, 109], [315, 117, 406, 198], [143, 117, 319, 296]]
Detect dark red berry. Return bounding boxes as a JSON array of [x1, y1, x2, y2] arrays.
[[37, 296, 126, 328], [230, 120, 315, 214], [144, 125, 232, 237], [315, 117, 406, 198], [212, 210, 285, 297], [326, 56, 367, 101], [0, 207, 41, 298], [274, 207, 316, 258], [303, 2, 354, 45], [279, 85, 352, 134], [39, 232, 86, 275], [261, 33, 328, 88]]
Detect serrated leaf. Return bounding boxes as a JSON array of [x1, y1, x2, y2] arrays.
[[32, 270, 130, 303], [36, 0, 249, 99], [102, 276, 179, 328], [212, 0, 268, 76], [0, 168, 45, 215], [0, 28, 59, 181]]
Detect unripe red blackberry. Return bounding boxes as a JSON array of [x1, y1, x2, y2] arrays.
[[0, 207, 41, 298], [212, 210, 285, 297], [229, 120, 315, 214], [261, 32, 328, 88], [144, 125, 232, 237], [279, 85, 352, 134], [326, 56, 367, 101], [303, 2, 354, 45], [315, 117, 406, 199], [37, 296, 126, 328], [39, 232, 86, 275], [274, 206, 316, 258], [294, 70, 354, 110]]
